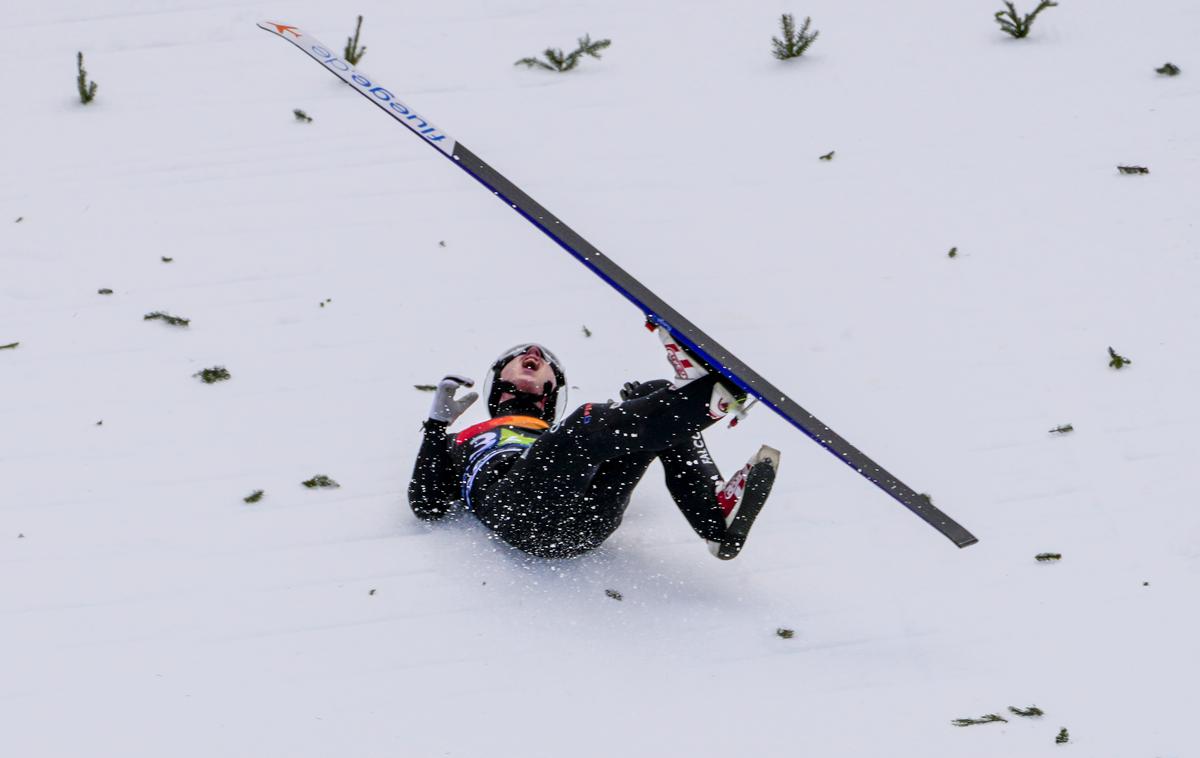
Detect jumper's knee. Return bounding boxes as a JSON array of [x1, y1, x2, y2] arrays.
[[554, 401, 641, 447]]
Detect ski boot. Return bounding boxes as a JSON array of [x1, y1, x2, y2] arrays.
[[649, 323, 750, 422], [707, 445, 781, 560]]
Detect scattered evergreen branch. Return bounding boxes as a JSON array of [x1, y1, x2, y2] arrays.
[[605, 588, 623, 601], [438, 240, 447, 247], [575, 34, 612, 63], [776, 628, 795, 639], [515, 53, 558, 71], [994, 1, 1057, 39], [952, 714, 1008, 727], [244, 490, 264, 504], [819, 150, 835, 161], [1056, 727, 1070, 744], [194, 366, 231, 384], [302, 474, 340, 489], [144, 311, 190, 327], [0, 342, 19, 350], [161, 256, 174, 263], [772, 14, 820, 60], [98, 288, 113, 295], [1155, 62, 1180, 76], [319, 298, 332, 308], [948, 247, 959, 258], [1036, 552, 1062, 562], [1117, 165, 1149, 175], [1048, 424, 1073, 434], [15, 216, 23, 223], [920, 492, 935, 504], [414, 384, 437, 392], [344, 15, 366, 65], [293, 109, 313, 123], [515, 34, 611, 72], [76, 52, 98, 104], [582, 325, 592, 337], [1108, 346, 1131, 369], [369, 588, 377, 595], [95, 420, 103, 426], [1008, 705, 1045, 717]]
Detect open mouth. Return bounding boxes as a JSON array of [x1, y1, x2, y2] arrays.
[[521, 356, 540, 371]]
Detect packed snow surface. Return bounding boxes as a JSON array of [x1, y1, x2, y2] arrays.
[[2, 1, 1198, 755]]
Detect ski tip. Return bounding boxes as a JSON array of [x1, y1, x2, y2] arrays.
[[257, 21, 303, 38]]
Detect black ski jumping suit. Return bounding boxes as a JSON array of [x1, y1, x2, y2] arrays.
[[408, 375, 730, 557]]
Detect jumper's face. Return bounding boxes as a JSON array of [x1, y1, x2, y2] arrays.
[[498, 345, 557, 396]]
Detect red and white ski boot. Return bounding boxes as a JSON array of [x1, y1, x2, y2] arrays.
[[653, 325, 746, 421], [706, 445, 781, 560]]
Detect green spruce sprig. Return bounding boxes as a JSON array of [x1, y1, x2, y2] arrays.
[[952, 714, 1008, 727], [194, 366, 231, 384], [344, 15, 366, 65], [0, 342, 19, 350], [1036, 552, 1062, 562], [995, 1, 1058, 39], [1156, 62, 1181, 76], [1049, 424, 1074, 434], [605, 588, 623, 601], [302, 474, 340, 489], [293, 109, 313, 123], [776, 628, 795, 639], [244, 490, 264, 504], [515, 34, 611, 72], [1056, 727, 1070, 744], [76, 52, 98, 104], [772, 14, 820, 60], [1108, 346, 1132, 369], [144, 311, 190, 327], [1008, 705, 1045, 717], [1117, 165, 1149, 175]]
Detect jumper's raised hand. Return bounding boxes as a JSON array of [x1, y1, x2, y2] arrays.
[[428, 374, 478, 424]]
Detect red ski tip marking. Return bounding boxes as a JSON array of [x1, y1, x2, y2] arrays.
[[269, 23, 301, 38]]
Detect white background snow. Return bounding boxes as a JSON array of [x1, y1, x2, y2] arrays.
[[3, 0, 1198, 755]]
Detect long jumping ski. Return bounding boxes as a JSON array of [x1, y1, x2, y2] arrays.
[[257, 21, 978, 548]]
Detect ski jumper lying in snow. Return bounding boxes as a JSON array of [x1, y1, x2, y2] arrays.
[[408, 329, 779, 559]]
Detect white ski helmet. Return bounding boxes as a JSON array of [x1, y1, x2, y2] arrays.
[[480, 343, 568, 423]]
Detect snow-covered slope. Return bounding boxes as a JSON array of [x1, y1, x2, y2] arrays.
[[3, 1, 1197, 755]]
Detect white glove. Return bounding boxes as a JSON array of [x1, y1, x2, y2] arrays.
[[428, 374, 478, 424]]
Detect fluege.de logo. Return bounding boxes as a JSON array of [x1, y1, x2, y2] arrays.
[[307, 43, 449, 145]]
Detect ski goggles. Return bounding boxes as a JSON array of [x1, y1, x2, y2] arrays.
[[489, 343, 565, 376], [482, 342, 569, 422]]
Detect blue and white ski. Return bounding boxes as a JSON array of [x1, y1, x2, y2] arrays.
[[257, 21, 978, 548]]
